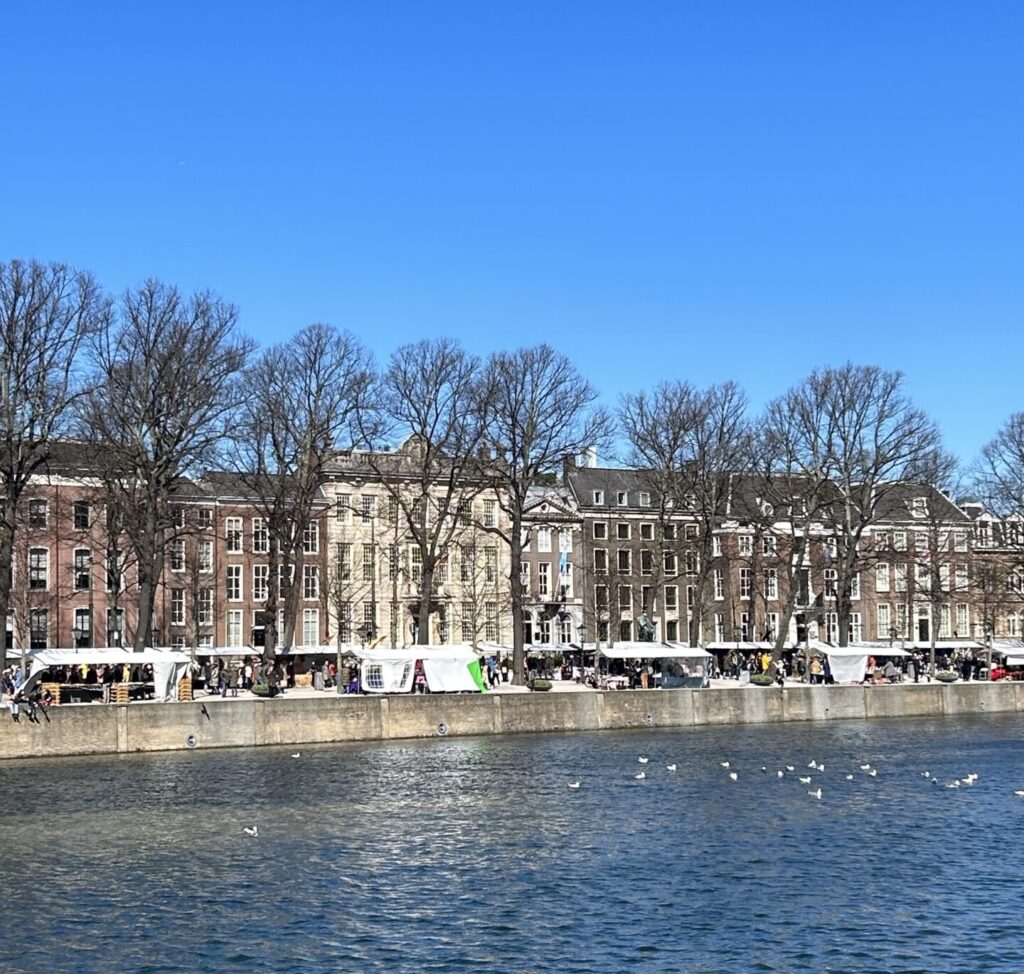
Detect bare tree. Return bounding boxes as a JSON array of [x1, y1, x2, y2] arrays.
[[976, 413, 1024, 521], [773, 364, 941, 646], [360, 339, 486, 646], [0, 259, 109, 669], [233, 324, 371, 659], [481, 344, 611, 683], [620, 380, 751, 647], [81, 280, 252, 651]]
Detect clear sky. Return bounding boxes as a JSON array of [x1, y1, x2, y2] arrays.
[[2, 2, 1021, 466]]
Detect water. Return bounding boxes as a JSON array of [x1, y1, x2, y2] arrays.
[[2, 715, 1024, 973]]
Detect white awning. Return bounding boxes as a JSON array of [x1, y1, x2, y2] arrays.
[[600, 642, 712, 659], [29, 648, 192, 667], [1005, 655, 1024, 666], [350, 645, 479, 663], [707, 641, 775, 651]]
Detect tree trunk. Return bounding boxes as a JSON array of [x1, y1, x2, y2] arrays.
[[134, 506, 159, 651], [509, 512, 525, 684], [264, 537, 280, 664], [0, 507, 15, 672], [417, 562, 433, 645]]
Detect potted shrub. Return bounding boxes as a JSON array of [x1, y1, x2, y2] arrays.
[[529, 678, 552, 692], [750, 673, 775, 687], [251, 683, 273, 697], [935, 671, 959, 683]]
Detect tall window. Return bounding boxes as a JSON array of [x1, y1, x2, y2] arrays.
[[641, 550, 653, 576], [253, 565, 268, 601], [227, 610, 243, 647], [225, 517, 243, 553], [73, 608, 91, 647], [169, 539, 185, 572], [303, 564, 319, 600], [226, 565, 242, 601], [763, 568, 778, 600], [336, 494, 351, 523], [29, 609, 48, 650], [252, 518, 269, 553], [362, 544, 376, 581], [363, 602, 376, 638], [28, 499, 47, 528], [537, 528, 552, 552], [339, 602, 352, 642], [825, 612, 838, 643], [337, 543, 351, 581], [876, 603, 891, 639], [824, 568, 837, 598], [199, 540, 213, 573], [617, 550, 631, 574], [197, 507, 213, 531], [302, 608, 319, 646], [895, 563, 908, 592], [850, 613, 863, 643], [171, 589, 185, 626], [954, 564, 968, 591], [107, 549, 123, 592], [28, 548, 48, 590], [74, 548, 91, 590], [664, 551, 677, 576], [461, 601, 474, 642], [483, 499, 497, 528], [538, 563, 550, 597], [876, 563, 890, 592], [618, 585, 632, 612], [594, 549, 608, 574], [738, 535, 752, 556], [484, 602, 498, 641], [303, 521, 319, 554], [73, 501, 90, 531], [664, 585, 678, 611], [107, 608, 124, 647], [739, 568, 751, 599], [410, 547, 422, 583], [956, 603, 969, 636], [484, 547, 497, 583], [713, 569, 724, 600]]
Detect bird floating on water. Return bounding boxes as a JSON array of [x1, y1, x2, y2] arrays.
[[291, 753, 301, 758], [818, 764, 825, 773], [638, 756, 649, 764], [922, 771, 930, 778], [965, 773, 978, 783], [859, 764, 872, 771], [666, 764, 677, 772], [867, 769, 878, 777], [243, 826, 259, 837], [777, 770, 785, 778], [720, 761, 730, 768], [785, 765, 795, 772], [728, 771, 738, 781], [635, 771, 646, 781], [799, 776, 812, 784], [567, 781, 581, 790], [845, 774, 854, 781], [808, 788, 822, 800], [1013, 791, 1024, 797], [761, 766, 767, 773], [808, 760, 818, 769], [946, 781, 961, 789]]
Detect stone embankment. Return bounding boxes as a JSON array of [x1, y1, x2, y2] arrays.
[[2, 681, 1022, 761]]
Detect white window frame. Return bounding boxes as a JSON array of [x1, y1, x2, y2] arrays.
[[225, 517, 243, 554], [226, 564, 243, 602]]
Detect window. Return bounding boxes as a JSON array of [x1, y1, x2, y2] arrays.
[[938, 604, 951, 639], [875, 531, 890, 549], [28, 548, 48, 590], [617, 550, 631, 574], [253, 565, 268, 601], [198, 589, 213, 626], [916, 562, 931, 590], [302, 608, 319, 647], [538, 563, 550, 597], [850, 612, 863, 643], [824, 568, 837, 598], [74, 548, 91, 590], [303, 521, 319, 554], [640, 550, 653, 576], [825, 611, 838, 643], [639, 491, 650, 507], [28, 499, 47, 528], [537, 528, 552, 552], [893, 531, 907, 552], [939, 563, 950, 592], [593, 522, 607, 540], [954, 564, 968, 592], [762, 536, 777, 555], [954, 531, 968, 553], [895, 603, 908, 639], [738, 535, 752, 556], [559, 530, 573, 553], [740, 612, 751, 642], [594, 549, 608, 574], [252, 518, 268, 553], [484, 602, 498, 641], [663, 524, 677, 541], [358, 494, 376, 524], [336, 494, 351, 523], [592, 490, 604, 506], [616, 523, 630, 540], [765, 612, 779, 641], [616, 491, 628, 506], [640, 523, 654, 541], [73, 501, 90, 531], [226, 565, 242, 601], [956, 603, 969, 637], [911, 496, 928, 518], [171, 505, 185, 529], [303, 564, 319, 600], [110, 609, 127, 646], [199, 540, 213, 573], [713, 568, 724, 600], [362, 602, 376, 639], [197, 507, 213, 531], [665, 620, 678, 641], [686, 584, 696, 608], [914, 532, 927, 552], [362, 544, 376, 581], [876, 563, 890, 593], [685, 524, 698, 541], [410, 547, 422, 583], [73, 608, 91, 648], [226, 517, 243, 553], [712, 535, 722, 557], [714, 613, 725, 643], [663, 551, 677, 576], [106, 549, 123, 592], [618, 585, 632, 611], [221, 609, 242, 647], [169, 539, 185, 572], [483, 499, 497, 528], [665, 585, 678, 611], [461, 601, 474, 642], [876, 603, 891, 640], [337, 543, 352, 580], [851, 573, 860, 600], [559, 615, 573, 644], [763, 568, 778, 600], [484, 547, 497, 583], [640, 585, 653, 612], [895, 563, 908, 593], [29, 609, 48, 650], [685, 550, 698, 576], [739, 568, 751, 599]]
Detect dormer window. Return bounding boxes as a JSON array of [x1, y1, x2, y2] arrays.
[[592, 490, 604, 506], [616, 491, 628, 506], [638, 492, 650, 508], [911, 496, 928, 518]]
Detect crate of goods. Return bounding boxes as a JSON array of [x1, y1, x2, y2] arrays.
[[178, 678, 193, 701], [111, 684, 130, 705]]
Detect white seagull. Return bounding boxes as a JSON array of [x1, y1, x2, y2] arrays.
[[799, 776, 812, 784], [243, 826, 259, 837], [808, 788, 822, 800], [946, 781, 961, 789], [808, 760, 818, 769], [922, 771, 930, 778], [867, 769, 878, 777], [785, 765, 795, 772], [728, 771, 738, 781], [291, 753, 301, 758], [635, 771, 646, 781], [845, 774, 854, 781], [666, 764, 677, 772], [859, 764, 872, 771], [638, 756, 649, 764], [777, 770, 785, 778], [568, 781, 581, 790], [818, 765, 825, 773], [1013, 790, 1024, 797], [720, 761, 731, 768]]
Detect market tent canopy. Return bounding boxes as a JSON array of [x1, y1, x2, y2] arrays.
[[600, 642, 712, 659], [707, 641, 775, 652], [352, 645, 482, 693], [813, 643, 910, 658], [27, 648, 192, 702], [1005, 655, 1024, 667]]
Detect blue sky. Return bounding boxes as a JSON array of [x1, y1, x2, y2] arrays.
[[2, 2, 1021, 465]]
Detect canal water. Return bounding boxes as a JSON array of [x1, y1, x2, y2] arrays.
[[2, 714, 1024, 973]]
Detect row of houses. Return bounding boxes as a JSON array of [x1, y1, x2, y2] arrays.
[[6, 442, 1024, 654]]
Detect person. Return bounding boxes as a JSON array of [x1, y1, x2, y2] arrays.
[[500, 658, 509, 683], [883, 659, 897, 682], [809, 655, 823, 685], [327, 659, 337, 689]]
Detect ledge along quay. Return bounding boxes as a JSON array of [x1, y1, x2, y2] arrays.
[[3, 638, 1023, 760]]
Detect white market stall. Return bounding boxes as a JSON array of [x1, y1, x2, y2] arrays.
[[810, 641, 910, 684], [352, 645, 485, 694], [600, 642, 713, 689], [25, 648, 193, 702]]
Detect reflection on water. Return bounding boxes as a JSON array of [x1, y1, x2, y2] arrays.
[[3, 715, 1024, 973]]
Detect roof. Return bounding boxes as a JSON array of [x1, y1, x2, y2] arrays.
[[871, 482, 969, 525], [567, 467, 668, 512]]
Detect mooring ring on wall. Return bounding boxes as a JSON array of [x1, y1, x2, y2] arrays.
[[643, 713, 654, 726], [185, 734, 198, 749], [437, 721, 448, 737]]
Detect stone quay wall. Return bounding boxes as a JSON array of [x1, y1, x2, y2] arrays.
[[2, 682, 1023, 761]]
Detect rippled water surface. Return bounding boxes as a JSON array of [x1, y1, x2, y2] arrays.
[[3, 715, 1024, 973]]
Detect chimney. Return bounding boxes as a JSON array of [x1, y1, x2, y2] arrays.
[[583, 446, 597, 468], [562, 453, 577, 484]]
